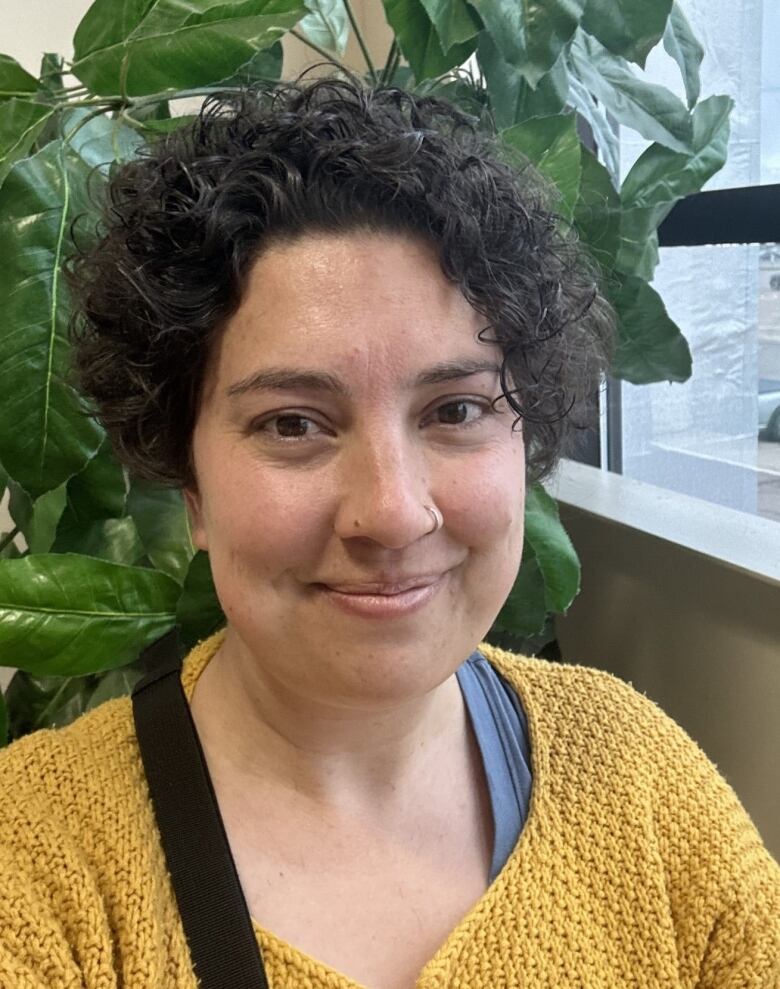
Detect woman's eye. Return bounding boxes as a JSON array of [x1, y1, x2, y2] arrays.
[[254, 414, 322, 439], [433, 400, 485, 426], [251, 401, 490, 441]]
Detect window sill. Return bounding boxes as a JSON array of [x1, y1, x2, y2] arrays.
[[548, 459, 780, 586]]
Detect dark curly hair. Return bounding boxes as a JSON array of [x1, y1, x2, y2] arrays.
[[67, 77, 613, 487]]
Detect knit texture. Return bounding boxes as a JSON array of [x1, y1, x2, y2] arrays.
[[1, 631, 778, 988]]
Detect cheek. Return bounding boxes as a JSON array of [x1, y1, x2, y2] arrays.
[[201, 461, 332, 577], [442, 444, 525, 552]]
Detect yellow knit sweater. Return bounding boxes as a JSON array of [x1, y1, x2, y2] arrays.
[[1, 633, 778, 989]]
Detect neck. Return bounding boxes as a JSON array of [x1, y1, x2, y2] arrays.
[[189, 630, 468, 813]]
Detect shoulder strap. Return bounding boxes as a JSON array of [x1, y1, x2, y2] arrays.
[[131, 629, 269, 989]]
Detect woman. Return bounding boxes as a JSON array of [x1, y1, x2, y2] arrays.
[[0, 79, 777, 989]]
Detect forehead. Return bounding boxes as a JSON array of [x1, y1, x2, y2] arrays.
[[206, 231, 494, 396]]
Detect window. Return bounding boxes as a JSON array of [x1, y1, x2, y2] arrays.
[[582, 0, 780, 526]]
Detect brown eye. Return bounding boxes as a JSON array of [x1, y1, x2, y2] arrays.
[[437, 401, 471, 424], [273, 415, 312, 437], [251, 414, 321, 440], [436, 399, 485, 426]]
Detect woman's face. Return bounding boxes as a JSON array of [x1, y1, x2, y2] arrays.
[[185, 231, 526, 706]]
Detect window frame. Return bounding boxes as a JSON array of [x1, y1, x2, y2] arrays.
[[559, 182, 780, 583]]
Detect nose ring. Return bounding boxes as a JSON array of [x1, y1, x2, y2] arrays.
[[424, 504, 443, 534]]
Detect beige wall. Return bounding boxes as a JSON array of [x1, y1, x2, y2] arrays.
[[556, 504, 780, 861], [0, 0, 92, 73], [284, 0, 394, 79]]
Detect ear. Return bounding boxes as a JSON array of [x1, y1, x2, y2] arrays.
[[183, 486, 209, 551]]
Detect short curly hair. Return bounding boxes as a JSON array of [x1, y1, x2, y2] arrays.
[[67, 77, 613, 487]]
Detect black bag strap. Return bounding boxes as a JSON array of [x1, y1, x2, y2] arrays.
[[131, 629, 269, 989]]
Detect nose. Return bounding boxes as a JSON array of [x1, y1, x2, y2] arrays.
[[333, 428, 438, 549]]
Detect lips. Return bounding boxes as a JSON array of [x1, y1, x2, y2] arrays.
[[316, 574, 442, 595], [314, 575, 445, 619]]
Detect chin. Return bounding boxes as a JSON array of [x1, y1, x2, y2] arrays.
[[318, 635, 470, 705]]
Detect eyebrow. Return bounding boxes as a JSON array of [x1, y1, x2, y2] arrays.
[[226, 358, 501, 399]]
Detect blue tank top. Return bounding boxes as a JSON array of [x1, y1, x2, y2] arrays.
[[456, 650, 533, 883]]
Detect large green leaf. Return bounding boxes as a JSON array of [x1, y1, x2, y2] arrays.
[[216, 39, 284, 85], [25, 486, 68, 554], [493, 484, 579, 637], [502, 112, 582, 217], [52, 516, 145, 564], [616, 217, 660, 281], [523, 482, 579, 612], [0, 541, 22, 562], [383, 0, 477, 82], [663, 2, 702, 110], [299, 0, 349, 55], [58, 440, 128, 523], [565, 72, 619, 181], [66, 106, 145, 168], [0, 554, 180, 676], [126, 478, 196, 583], [574, 148, 621, 267], [0, 55, 38, 100], [477, 32, 568, 128], [4, 658, 145, 741], [419, 0, 481, 53], [581, 0, 672, 68], [0, 135, 104, 497], [467, 0, 586, 87], [5, 476, 67, 554], [6, 477, 32, 534], [621, 95, 732, 208], [610, 273, 692, 384], [38, 53, 66, 97], [72, 0, 156, 62], [3, 667, 100, 738], [0, 112, 141, 498], [33, 56, 70, 154], [85, 663, 145, 709], [568, 29, 693, 153], [494, 551, 547, 637], [48, 443, 139, 563], [617, 95, 732, 276], [0, 99, 53, 186], [71, 0, 306, 96], [176, 550, 225, 649]]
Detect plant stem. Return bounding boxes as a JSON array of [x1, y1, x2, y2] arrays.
[[55, 87, 232, 116], [128, 86, 234, 108], [289, 29, 353, 74], [52, 96, 117, 108], [0, 527, 20, 554], [380, 39, 399, 86], [342, 0, 377, 82], [385, 44, 402, 87], [0, 89, 41, 99]]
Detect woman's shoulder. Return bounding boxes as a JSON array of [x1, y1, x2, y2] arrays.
[[0, 693, 143, 846], [480, 642, 710, 758], [478, 642, 776, 850], [478, 642, 757, 808], [480, 643, 780, 900], [0, 694, 193, 987], [478, 646, 779, 982]]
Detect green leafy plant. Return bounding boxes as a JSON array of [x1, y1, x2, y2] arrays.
[[0, 0, 731, 745]]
